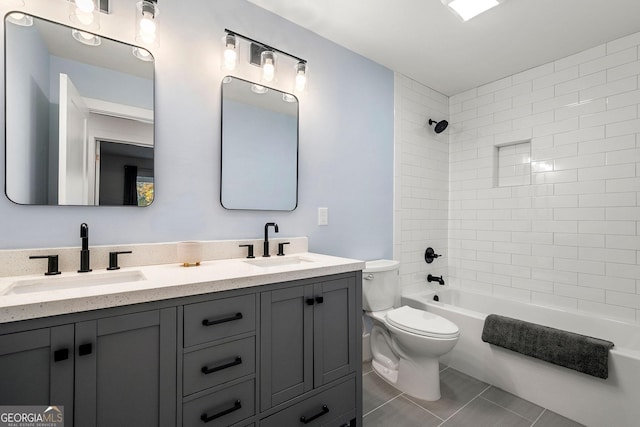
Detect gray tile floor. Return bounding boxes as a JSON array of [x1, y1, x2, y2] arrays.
[[363, 362, 585, 427]]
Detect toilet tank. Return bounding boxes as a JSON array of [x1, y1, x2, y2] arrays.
[[362, 259, 400, 311]]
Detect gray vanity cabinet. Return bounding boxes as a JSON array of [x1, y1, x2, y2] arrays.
[[0, 325, 74, 412], [74, 309, 177, 427], [0, 308, 177, 427], [260, 275, 358, 418]]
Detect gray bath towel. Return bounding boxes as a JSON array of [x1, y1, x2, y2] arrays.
[[481, 314, 614, 379]]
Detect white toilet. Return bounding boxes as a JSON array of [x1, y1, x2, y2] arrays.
[[363, 259, 459, 401]]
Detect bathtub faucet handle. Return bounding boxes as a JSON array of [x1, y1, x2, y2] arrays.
[[427, 274, 445, 285], [424, 247, 441, 264]]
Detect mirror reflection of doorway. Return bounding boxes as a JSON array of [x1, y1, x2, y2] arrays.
[[96, 141, 154, 206]]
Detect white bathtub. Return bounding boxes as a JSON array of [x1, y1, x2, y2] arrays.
[[401, 287, 640, 427]]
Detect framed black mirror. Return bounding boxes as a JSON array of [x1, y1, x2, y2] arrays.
[[220, 76, 298, 211], [4, 13, 155, 206]]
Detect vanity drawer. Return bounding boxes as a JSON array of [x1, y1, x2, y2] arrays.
[[183, 336, 255, 396], [260, 378, 355, 427], [183, 378, 255, 427], [184, 294, 255, 347]]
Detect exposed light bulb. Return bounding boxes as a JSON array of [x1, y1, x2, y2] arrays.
[[222, 34, 238, 71], [135, 1, 159, 46], [75, 8, 95, 26], [294, 62, 307, 92], [75, 0, 95, 14], [262, 61, 275, 82]]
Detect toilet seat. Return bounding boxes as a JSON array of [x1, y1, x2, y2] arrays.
[[385, 306, 459, 339]]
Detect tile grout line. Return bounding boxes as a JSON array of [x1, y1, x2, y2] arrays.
[[400, 393, 446, 422], [530, 409, 547, 426], [478, 396, 538, 423], [362, 393, 404, 418], [439, 384, 492, 423]]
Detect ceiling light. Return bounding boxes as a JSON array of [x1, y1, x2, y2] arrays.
[[442, 0, 504, 21], [6, 12, 33, 26], [72, 29, 101, 46], [135, 0, 159, 46]]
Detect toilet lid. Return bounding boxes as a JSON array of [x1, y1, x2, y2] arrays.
[[385, 306, 459, 338]]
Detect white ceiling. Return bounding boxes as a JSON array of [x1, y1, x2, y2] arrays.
[[247, 0, 640, 96]]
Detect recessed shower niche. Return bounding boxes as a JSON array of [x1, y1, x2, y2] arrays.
[[4, 14, 155, 206], [495, 141, 531, 187]]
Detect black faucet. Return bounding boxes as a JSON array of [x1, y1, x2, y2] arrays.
[[427, 274, 445, 285], [78, 223, 92, 273], [263, 222, 279, 257]]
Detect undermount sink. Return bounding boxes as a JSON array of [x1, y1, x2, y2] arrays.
[[244, 256, 314, 268], [2, 270, 147, 296]]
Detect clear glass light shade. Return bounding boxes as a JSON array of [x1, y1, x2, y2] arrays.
[[442, 0, 503, 21], [6, 12, 33, 26], [222, 34, 238, 71], [69, 0, 99, 29], [260, 50, 277, 83], [135, 1, 159, 46], [294, 62, 308, 92], [71, 29, 101, 46], [132, 47, 153, 61]]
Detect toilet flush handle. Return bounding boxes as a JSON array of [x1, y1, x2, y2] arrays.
[[364, 274, 374, 280]]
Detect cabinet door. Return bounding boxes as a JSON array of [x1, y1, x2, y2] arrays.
[[313, 277, 356, 387], [0, 325, 74, 413], [260, 285, 313, 410], [75, 308, 176, 427]]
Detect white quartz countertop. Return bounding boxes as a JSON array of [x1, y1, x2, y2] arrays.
[[0, 253, 364, 323]]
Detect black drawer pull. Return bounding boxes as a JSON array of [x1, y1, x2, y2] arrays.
[[202, 312, 243, 327], [306, 298, 315, 306], [78, 343, 92, 356], [300, 405, 329, 424], [315, 296, 324, 304], [200, 399, 241, 423], [201, 357, 242, 375], [53, 348, 69, 362]]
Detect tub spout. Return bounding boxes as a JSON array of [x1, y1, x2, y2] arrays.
[[427, 274, 445, 285]]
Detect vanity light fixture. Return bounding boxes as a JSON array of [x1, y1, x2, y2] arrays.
[[441, 0, 505, 21], [72, 29, 101, 46], [6, 12, 33, 26], [69, 0, 100, 29], [260, 50, 277, 83], [282, 93, 297, 103], [132, 46, 153, 61], [294, 61, 308, 92], [222, 33, 238, 71], [224, 29, 309, 93], [135, 0, 159, 46], [250, 84, 268, 94]]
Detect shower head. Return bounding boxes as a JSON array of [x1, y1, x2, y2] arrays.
[[429, 119, 448, 134]]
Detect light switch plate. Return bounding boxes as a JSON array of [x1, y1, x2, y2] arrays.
[[318, 207, 329, 226]]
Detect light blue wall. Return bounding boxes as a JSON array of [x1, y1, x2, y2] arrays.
[[0, 0, 394, 261]]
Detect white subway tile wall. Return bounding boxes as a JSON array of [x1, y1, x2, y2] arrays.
[[394, 74, 449, 289], [449, 31, 640, 322]]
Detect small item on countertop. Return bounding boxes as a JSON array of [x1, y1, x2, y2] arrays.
[[177, 241, 203, 267]]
